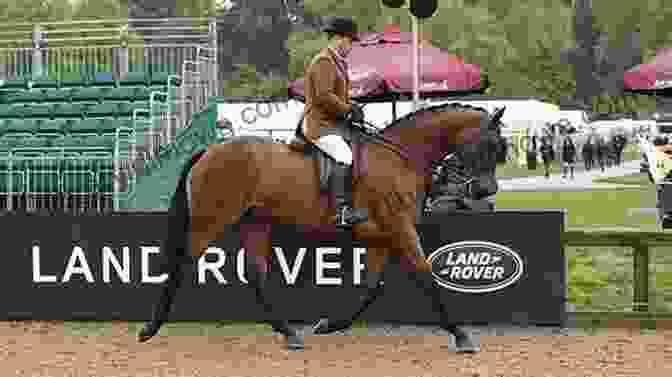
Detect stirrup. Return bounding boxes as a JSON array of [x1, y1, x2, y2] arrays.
[[335, 205, 369, 226], [336, 206, 349, 226]]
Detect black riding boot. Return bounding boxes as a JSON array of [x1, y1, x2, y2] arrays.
[[331, 162, 368, 226]]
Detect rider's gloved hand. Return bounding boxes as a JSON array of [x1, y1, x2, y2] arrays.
[[348, 104, 365, 123]]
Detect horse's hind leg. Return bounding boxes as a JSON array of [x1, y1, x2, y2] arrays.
[[241, 222, 304, 350], [395, 220, 479, 353], [313, 248, 387, 335]]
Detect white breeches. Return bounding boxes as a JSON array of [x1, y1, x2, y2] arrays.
[[315, 134, 353, 165]]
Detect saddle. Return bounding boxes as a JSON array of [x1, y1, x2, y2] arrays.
[[289, 118, 356, 191]]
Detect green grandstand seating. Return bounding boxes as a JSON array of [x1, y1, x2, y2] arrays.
[[4, 136, 49, 149], [86, 102, 118, 117], [51, 135, 80, 148], [149, 85, 167, 93], [0, 104, 23, 118], [134, 87, 154, 100], [0, 170, 26, 193], [38, 119, 67, 135], [43, 88, 70, 102], [97, 170, 114, 193], [69, 119, 102, 133], [53, 103, 86, 118], [30, 78, 59, 89], [83, 150, 114, 173], [70, 87, 103, 102], [116, 118, 134, 129], [5, 119, 38, 134], [62, 169, 95, 193], [21, 103, 53, 118], [118, 101, 149, 116], [60, 75, 88, 88], [119, 72, 149, 87], [27, 172, 61, 194], [103, 87, 136, 101], [99, 119, 121, 133], [0, 78, 28, 89], [151, 71, 170, 85], [6, 89, 46, 103], [101, 134, 115, 147], [13, 150, 61, 193], [79, 134, 115, 148]]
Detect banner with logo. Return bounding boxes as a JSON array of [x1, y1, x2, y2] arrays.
[[0, 211, 565, 325]]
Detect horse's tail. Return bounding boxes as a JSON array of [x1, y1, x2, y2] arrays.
[[138, 148, 206, 343], [168, 149, 206, 261]]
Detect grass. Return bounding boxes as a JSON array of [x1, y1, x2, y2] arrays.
[[495, 187, 658, 229], [593, 172, 651, 186]]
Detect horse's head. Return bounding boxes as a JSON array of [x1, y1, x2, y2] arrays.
[[457, 106, 505, 200], [381, 103, 504, 199]]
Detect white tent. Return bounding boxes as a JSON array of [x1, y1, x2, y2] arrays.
[[217, 100, 304, 141], [425, 99, 559, 138], [216, 97, 561, 142]]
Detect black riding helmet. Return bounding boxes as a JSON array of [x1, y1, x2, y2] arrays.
[[322, 16, 360, 41]]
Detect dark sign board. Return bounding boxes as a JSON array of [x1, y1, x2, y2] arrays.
[[0, 211, 565, 325]]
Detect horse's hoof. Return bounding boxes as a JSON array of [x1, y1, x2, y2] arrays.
[[285, 334, 305, 351], [312, 318, 331, 335], [137, 323, 159, 343], [312, 318, 351, 335], [454, 334, 480, 354]]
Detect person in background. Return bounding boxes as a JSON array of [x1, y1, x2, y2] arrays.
[[561, 134, 577, 179], [596, 136, 607, 172], [582, 135, 593, 171], [540, 136, 554, 179]]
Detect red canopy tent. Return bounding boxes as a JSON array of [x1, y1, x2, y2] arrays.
[[288, 24, 487, 105], [624, 48, 672, 94]]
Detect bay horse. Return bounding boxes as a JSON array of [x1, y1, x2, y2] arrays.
[[137, 102, 504, 353]]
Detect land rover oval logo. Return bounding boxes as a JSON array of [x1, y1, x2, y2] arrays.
[[427, 241, 524, 293]]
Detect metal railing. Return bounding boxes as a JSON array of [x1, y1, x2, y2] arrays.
[[0, 18, 220, 204], [0, 18, 217, 81], [0, 128, 135, 213]]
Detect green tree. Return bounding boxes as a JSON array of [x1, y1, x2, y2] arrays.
[[176, 0, 216, 17], [287, 0, 670, 102], [0, 0, 68, 22], [72, 0, 122, 19], [222, 63, 287, 97]]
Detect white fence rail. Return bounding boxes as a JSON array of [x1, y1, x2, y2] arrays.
[[0, 18, 217, 81]]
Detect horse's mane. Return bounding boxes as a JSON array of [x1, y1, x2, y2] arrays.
[[383, 102, 491, 133]]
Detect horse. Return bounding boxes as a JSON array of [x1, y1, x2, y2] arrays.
[[136, 102, 504, 353]]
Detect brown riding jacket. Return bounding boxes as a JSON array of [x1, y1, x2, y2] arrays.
[[302, 48, 353, 142]]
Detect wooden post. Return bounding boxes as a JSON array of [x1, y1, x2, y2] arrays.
[[632, 240, 650, 312], [32, 24, 43, 79]]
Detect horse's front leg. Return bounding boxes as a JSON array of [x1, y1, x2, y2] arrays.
[[393, 214, 480, 353], [241, 222, 304, 350], [312, 247, 387, 335]]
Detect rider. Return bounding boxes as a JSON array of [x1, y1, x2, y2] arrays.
[[292, 16, 369, 226]]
